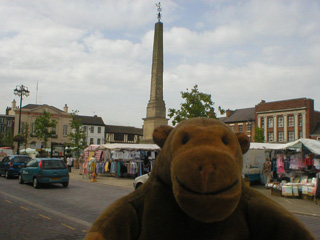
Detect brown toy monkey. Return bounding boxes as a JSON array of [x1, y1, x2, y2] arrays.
[[85, 118, 315, 240]]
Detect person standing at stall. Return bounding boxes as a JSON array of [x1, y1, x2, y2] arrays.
[[263, 157, 272, 185]]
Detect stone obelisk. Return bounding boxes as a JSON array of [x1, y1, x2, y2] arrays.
[[142, 3, 168, 143]]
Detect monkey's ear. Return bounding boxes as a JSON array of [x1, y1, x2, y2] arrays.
[[153, 125, 173, 148], [236, 132, 250, 154]]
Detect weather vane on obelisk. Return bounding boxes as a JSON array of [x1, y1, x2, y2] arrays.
[[156, 2, 162, 22]]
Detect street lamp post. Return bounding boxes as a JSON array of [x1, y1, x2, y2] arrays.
[[14, 85, 30, 154]]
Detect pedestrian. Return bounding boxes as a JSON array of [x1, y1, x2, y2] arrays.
[[79, 153, 84, 175], [67, 154, 73, 172], [89, 153, 97, 177], [263, 157, 272, 186]]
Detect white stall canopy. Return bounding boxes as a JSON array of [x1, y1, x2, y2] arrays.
[[96, 143, 160, 151]]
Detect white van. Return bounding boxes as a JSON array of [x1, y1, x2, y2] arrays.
[[0, 147, 14, 161]]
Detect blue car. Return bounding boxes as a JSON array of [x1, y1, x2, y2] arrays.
[[0, 155, 31, 179], [19, 158, 69, 188]]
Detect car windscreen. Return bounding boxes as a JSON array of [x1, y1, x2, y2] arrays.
[[42, 160, 67, 169], [13, 157, 31, 163]]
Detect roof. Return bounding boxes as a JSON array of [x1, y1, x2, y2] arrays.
[[76, 115, 105, 126], [22, 104, 64, 113], [311, 122, 320, 136], [0, 114, 14, 119], [223, 108, 255, 123], [105, 125, 143, 135]]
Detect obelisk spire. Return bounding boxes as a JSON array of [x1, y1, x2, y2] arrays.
[[142, 2, 168, 143]]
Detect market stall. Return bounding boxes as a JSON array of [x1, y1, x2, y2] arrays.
[[270, 139, 320, 201], [95, 143, 160, 178], [242, 142, 285, 185]]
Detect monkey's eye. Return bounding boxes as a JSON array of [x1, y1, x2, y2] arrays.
[[182, 134, 189, 144], [222, 136, 229, 145]]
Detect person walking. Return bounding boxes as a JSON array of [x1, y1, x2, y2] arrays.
[[67, 155, 74, 172]]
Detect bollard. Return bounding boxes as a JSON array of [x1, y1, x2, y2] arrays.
[[91, 172, 97, 182]]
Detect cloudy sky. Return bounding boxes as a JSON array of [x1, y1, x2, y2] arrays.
[[1, 0, 319, 128]]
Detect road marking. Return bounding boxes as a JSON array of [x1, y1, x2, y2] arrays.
[[61, 223, 76, 230], [0, 191, 92, 227], [20, 206, 29, 211], [39, 214, 51, 220], [5, 200, 12, 203]]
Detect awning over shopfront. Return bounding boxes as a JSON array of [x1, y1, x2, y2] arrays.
[[249, 139, 320, 155], [284, 139, 320, 155], [96, 143, 160, 151]]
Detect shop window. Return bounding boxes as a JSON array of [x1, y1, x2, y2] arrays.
[[268, 117, 273, 128], [268, 132, 273, 142], [278, 116, 283, 128], [288, 131, 294, 142], [278, 132, 284, 142], [288, 116, 294, 127], [299, 131, 302, 139], [238, 125, 243, 132]]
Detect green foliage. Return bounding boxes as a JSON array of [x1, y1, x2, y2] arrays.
[[13, 134, 25, 143], [34, 110, 57, 148], [168, 85, 225, 126], [69, 110, 87, 158], [21, 123, 30, 150], [254, 127, 265, 142], [0, 129, 13, 148]]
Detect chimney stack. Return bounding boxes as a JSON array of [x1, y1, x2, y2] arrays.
[[64, 104, 68, 113]]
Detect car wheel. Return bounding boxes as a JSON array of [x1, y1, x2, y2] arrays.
[[5, 171, 10, 179], [33, 178, 39, 188], [18, 175, 24, 184], [135, 183, 143, 189], [62, 182, 69, 188]]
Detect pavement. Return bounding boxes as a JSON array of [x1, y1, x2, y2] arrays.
[[69, 168, 320, 218], [68, 167, 134, 189]]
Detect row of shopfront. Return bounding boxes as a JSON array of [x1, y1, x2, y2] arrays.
[[82, 143, 160, 179], [242, 139, 320, 201], [81, 138, 320, 201]]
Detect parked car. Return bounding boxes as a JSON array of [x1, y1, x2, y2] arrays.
[[19, 158, 69, 188], [133, 173, 149, 189], [0, 155, 31, 179]]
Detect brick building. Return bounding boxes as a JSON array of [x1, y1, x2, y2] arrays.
[[222, 108, 256, 141], [223, 98, 320, 143], [255, 98, 320, 143]]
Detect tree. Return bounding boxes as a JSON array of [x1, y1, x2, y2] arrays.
[[0, 129, 14, 148], [69, 111, 87, 161], [254, 127, 265, 142], [168, 84, 225, 126], [21, 123, 31, 150], [34, 110, 57, 149]]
